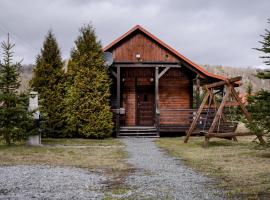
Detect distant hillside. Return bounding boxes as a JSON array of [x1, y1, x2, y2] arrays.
[[20, 64, 270, 93], [201, 65, 270, 93], [20, 64, 34, 92]]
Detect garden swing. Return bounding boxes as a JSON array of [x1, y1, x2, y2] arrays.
[[184, 76, 265, 147]]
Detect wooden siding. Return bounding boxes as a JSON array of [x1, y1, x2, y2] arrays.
[[159, 68, 191, 125], [112, 32, 179, 62]]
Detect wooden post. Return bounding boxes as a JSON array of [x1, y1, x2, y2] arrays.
[[116, 66, 121, 137], [155, 67, 160, 136], [203, 85, 231, 147], [184, 91, 210, 143], [195, 77, 200, 109]]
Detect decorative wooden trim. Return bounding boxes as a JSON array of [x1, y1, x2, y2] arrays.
[[158, 66, 170, 79]]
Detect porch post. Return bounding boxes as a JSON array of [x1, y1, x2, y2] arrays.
[[195, 76, 200, 109], [116, 66, 121, 137], [155, 67, 160, 136]]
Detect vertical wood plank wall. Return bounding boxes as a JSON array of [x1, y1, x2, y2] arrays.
[[112, 32, 179, 62], [159, 69, 190, 126]]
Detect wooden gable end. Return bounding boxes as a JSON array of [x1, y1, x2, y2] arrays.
[[110, 31, 179, 62]]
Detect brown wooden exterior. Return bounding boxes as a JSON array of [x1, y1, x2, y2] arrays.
[[105, 25, 225, 136]]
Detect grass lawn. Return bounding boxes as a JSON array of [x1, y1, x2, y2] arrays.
[[0, 138, 128, 170], [156, 136, 270, 199]]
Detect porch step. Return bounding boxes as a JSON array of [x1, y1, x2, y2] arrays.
[[118, 126, 158, 137]]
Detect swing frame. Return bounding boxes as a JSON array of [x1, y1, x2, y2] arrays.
[[184, 76, 265, 147]]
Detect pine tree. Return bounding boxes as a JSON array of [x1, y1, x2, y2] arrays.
[[246, 81, 253, 96], [65, 24, 112, 138], [246, 19, 270, 144], [30, 31, 66, 137], [254, 18, 270, 79], [0, 35, 33, 144]]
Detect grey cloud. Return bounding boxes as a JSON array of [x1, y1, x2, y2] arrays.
[[0, 0, 269, 68]]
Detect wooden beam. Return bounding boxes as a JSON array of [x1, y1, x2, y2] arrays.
[[210, 88, 227, 122], [204, 76, 242, 89], [155, 67, 160, 136], [113, 61, 180, 65], [116, 66, 121, 137], [208, 85, 231, 134], [206, 132, 263, 138], [203, 85, 232, 148], [231, 87, 266, 145], [224, 101, 240, 106], [231, 88, 251, 121], [114, 64, 181, 68], [110, 70, 117, 78], [184, 91, 210, 143], [158, 66, 170, 79], [195, 77, 200, 108]]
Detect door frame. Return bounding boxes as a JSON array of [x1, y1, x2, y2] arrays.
[[135, 85, 155, 126]]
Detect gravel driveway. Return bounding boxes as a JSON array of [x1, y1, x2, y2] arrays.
[[121, 138, 224, 200], [0, 138, 224, 200], [0, 165, 106, 200]]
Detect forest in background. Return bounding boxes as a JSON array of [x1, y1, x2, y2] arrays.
[[202, 65, 270, 93], [21, 64, 270, 94]]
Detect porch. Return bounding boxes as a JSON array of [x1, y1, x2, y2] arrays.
[[110, 62, 198, 137]]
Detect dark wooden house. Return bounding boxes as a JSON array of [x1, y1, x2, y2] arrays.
[[103, 25, 226, 137]]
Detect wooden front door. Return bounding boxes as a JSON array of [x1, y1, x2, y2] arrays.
[[137, 86, 155, 126]]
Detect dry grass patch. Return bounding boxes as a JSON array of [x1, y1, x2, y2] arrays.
[[0, 138, 128, 170], [156, 136, 270, 199]]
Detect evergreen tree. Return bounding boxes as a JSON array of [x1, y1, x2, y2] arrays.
[[30, 31, 65, 137], [65, 24, 112, 138], [246, 81, 253, 96], [254, 18, 270, 79], [245, 19, 270, 144], [0, 35, 33, 144]]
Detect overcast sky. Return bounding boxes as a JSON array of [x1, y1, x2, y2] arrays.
[[0, 0, 269, 68]]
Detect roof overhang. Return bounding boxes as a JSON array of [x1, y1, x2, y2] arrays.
[[103, 25, 228, 83]]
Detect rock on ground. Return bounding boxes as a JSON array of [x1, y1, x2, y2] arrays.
[[121, 138, 224, 200], [0, 165, 106, 200]]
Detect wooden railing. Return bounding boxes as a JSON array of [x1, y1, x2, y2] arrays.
[[159, 108, 217, 132]]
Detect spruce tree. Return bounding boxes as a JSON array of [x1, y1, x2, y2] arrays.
[[245, 19, 270, 143], [65, 24, 112, 138], [246, 82, 253, 96], [0, 35, 33, 144], [30, 31, 65, 137], [254, 18, 270, 79]]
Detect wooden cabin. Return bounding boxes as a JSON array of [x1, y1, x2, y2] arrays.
[[103, 25, 226, 137]]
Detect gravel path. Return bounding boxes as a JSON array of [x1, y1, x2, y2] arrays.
[[121, 138, 224, 200], [0, 165, 106, 200]]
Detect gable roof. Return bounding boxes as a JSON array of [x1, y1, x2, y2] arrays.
[[103, 25, 226, 81]]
